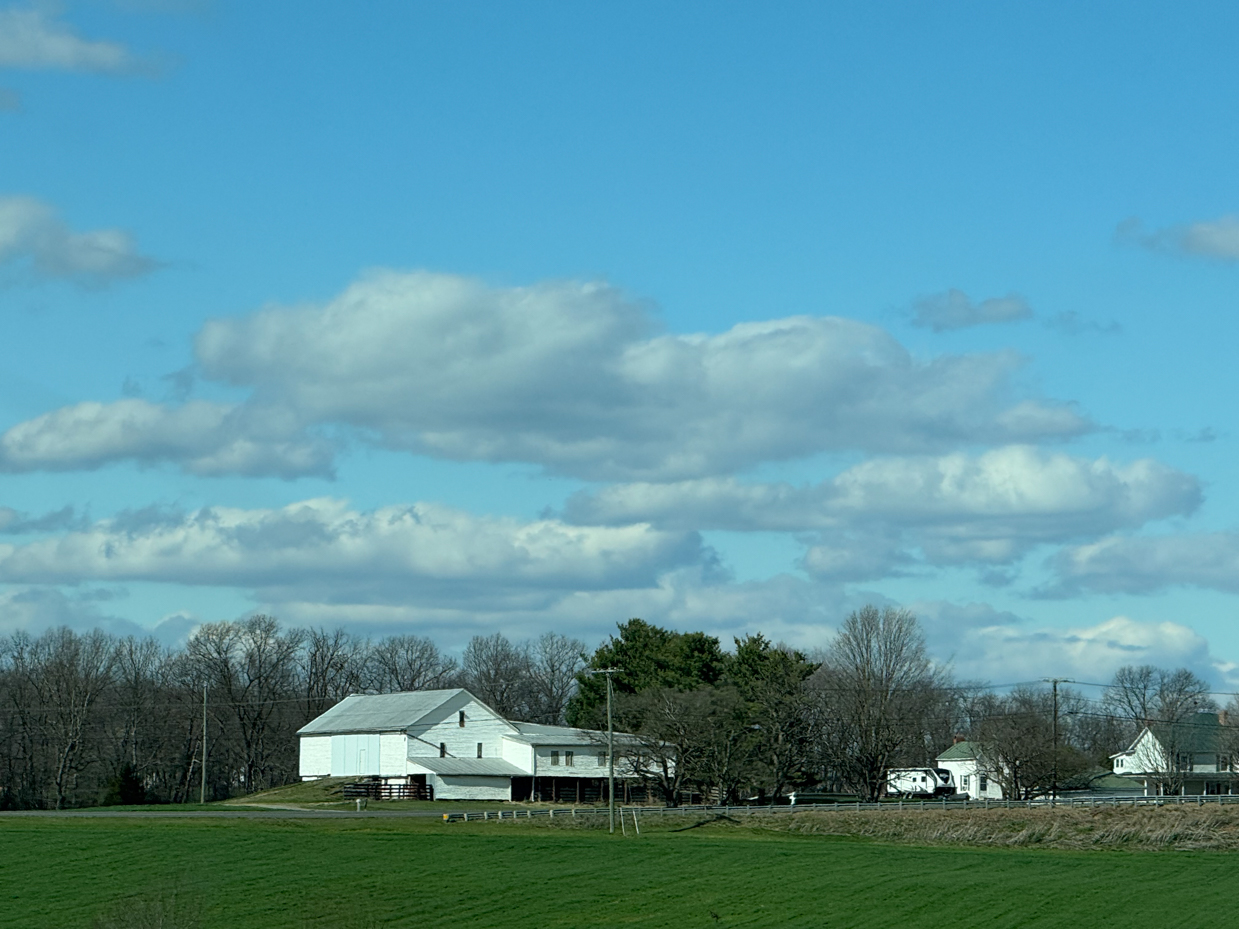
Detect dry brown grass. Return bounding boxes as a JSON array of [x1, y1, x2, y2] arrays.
[[772, 803, 1239, 850], [515, 801, 1239, 850]]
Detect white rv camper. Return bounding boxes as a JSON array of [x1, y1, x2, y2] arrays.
[[885, 767, 955, 797]]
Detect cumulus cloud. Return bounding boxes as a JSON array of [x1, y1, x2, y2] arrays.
[[910, 289, 1033, 332], [1117, 214, 1239, 263], [566, 446, 1201, 575], [0, 498, 706, 610], [0, 196, 156, 285], [1044, 532, 1239, 597], [914, 601, 1223, 686], [0, 398, 334, 478], [166, 270, 1084, 481], [0, 6, 134, 72]]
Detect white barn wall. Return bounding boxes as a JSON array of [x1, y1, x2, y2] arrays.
[[502, 738, 533, 770], [434, 775, 511, 801], [407, 694, 515, 764], [299, 734, 332, 779], [379, 733, 409, 777]]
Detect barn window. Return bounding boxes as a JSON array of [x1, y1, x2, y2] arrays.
[[565, 751, 574, 767], [551, 750, 560, 766], [477, 743, 483, 758], [962, 775, 970, 789], [439, 742, 446, 758], [979, 775, 988, 792], [459, 710, 466, 727], [598, 752, 607, 767]]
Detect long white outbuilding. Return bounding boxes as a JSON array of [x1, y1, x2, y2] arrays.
[[298, 688, 636, 801]]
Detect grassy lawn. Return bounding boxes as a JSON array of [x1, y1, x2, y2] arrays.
[[3, 815, 1238, 928]]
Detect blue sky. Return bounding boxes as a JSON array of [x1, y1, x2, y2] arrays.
[[2, 1, 1239, 685]]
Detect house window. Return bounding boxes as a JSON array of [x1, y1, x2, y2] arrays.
[[962, 775, 970, 790], [459, 710, 466, 727], [598, 752, 608, 767], [565, 751, 574, 767], [551, 750, 560, 766], [439, 742, 446, 758], [979, 775, 988, 792], [477, 743, 483, 759]]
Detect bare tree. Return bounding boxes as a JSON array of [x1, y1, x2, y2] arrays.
[[187, 616, 303, 794], [299, 627, 370, 719], [367, 634, 458, 694], [461, 633, 532, 719], [526, 633, 585, 725], [808, 606, 949, 801]]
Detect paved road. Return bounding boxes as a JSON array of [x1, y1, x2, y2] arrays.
[[0, 806, 448, 819]]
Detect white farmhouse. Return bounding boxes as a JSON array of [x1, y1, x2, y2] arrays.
[[935, 739, 1004, 800], [298, 688, 638, 802], [1110, 712, 1236, 796]]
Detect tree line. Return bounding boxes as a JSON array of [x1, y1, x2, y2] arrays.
[[0, 617, 584, 809], [0, 605, 1227, 808]]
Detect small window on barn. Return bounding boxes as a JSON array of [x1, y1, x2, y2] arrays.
[[459, 710, 466, 727], [477, 743, 483, 758], [598, 752, 608, 767], [551, 750, 560, 766], [962, 775, 970, 790], [979, 775, 988, 792], [565, 751, 574, 767], [439, 742, 446, 758]]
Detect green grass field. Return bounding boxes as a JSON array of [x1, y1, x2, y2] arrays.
[[4, 814, 1239, 928]]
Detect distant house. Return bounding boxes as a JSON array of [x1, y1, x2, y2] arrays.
[[298, 688, 637, 802], [935, 740, 1004, 800], [1110, 712, 1237, 796]]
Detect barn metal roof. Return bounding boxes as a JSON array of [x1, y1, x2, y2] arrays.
[[508, 721, 608, 746], [406, 757, 528, 777], [297, 689, 465, 735]]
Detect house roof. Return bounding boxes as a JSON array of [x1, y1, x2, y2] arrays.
[[937, 740, 981, 762], [406, 757, 528, 777], [297, 689, 466, 735], [1149, 712, 1224, 754]]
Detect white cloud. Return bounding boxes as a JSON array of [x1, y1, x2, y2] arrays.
[[0, 498, 706, 610], [914, 601, 1224, 686], [0, 196, 156, 284], [0, 6, 133, 72], [911, 289, 1033, 332], [178, 270, 1085, 481], [566, 446, 1200, 575], [1117, 214, 1239, 263], [1046, 532, 1239, 597], [0, 398, 333, 478]]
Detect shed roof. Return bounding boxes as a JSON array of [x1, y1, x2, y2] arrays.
[[406, 757, 527, 777], [297, 689, 465, 735]]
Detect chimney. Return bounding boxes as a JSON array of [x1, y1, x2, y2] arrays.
[[953, 733, 966, 745]]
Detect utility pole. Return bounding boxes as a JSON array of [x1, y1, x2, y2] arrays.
[[200, 683, 208, 805], [1043, 678, 1073, 806], [587, 668, 622, 834]]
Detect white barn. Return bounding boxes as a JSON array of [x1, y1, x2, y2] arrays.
[[298, 688, 638, 802]]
